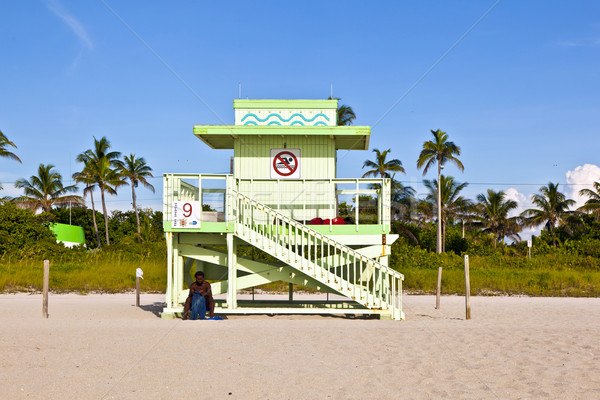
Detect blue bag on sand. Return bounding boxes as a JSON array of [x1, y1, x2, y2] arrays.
[[205, 317, 223, 320], [190, 291, 206, 320]]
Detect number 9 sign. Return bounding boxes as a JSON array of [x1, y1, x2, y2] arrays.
[[172, 201, 201, 228]]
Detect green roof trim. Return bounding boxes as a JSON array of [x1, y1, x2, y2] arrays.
[[49, 223, 85, 244], [233, 99, 338, 109], [193, 125, 370, 150]]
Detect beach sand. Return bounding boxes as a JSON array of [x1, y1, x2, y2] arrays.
[[1, 293, 599, 399]]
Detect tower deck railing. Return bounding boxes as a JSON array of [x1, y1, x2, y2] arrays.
[[163, 174, 392, 233]]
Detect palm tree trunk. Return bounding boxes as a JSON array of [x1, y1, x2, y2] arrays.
[[435, 158, 442, 309], [551, 227, 556, 247], [90, 192, 102, 249], [442, 220, 446, 252], [436, 159, 442, 254], [131, 181, 142, 239], [100, 186, 110, 246]]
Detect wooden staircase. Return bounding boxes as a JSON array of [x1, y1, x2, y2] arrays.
[[231, 190, 404, 320]]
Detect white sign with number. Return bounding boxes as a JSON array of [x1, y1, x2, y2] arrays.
[[172, 201, 201, 228], [527, 240, 532, 248], [270, 148, 300, 179]]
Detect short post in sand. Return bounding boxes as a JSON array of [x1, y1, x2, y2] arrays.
[[435, 267, 442, 309], [135, 268, 144, 307], [464, 255, 471, 320], [42, 260, 49, 318]]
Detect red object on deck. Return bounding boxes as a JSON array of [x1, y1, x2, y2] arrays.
[[309, 217, 323, 225], [332, 217, 345, 225]]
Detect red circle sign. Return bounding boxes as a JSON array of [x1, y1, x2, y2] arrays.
[[272, 151, 298, 176]]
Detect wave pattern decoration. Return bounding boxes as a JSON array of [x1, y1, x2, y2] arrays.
[[241, 112, 330, 125]]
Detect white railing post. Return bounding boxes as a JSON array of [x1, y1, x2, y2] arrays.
[[329, 179, 333, 232], [198, 174, 202, 229], [355, 179, 359, 232]]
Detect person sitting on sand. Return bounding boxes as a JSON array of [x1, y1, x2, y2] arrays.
[[182, 271, 215, 320]]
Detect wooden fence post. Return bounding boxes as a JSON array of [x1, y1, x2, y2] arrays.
[[464, 255, 471, 320], [42, 260, 49, 318], [136, 276, 140, 308]]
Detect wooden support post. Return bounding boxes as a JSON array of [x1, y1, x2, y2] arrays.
[[227, 234, 237, 309], [464, 255, 471, 320], [42, 260, 49, 318], [435, 266, 442, 309], [289, 283, 293, 302], [136, 276, 140, 308], [165, 232, 173, 308]]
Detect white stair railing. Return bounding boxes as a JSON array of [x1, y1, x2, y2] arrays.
[[230, 189, 403, 320]]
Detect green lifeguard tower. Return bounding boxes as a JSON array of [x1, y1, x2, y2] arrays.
[[162, 99, 404, 320]]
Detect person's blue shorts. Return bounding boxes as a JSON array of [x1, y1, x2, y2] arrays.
[[190, 291, 207, 320]]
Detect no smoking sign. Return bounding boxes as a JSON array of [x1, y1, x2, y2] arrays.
[[270, 148, 300, 179]]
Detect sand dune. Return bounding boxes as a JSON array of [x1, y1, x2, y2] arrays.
[[1, 293, 599, 399]]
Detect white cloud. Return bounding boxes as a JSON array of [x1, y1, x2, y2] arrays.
[[46, 0, 93, 50], [565, 164, 600, 209], [504, 187, 538, 241], [504, 187, 529, 217]]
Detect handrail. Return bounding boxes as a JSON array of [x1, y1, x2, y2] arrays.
[[230, 189, 403, 281]]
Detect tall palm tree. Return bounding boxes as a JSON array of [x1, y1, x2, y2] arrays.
[[76, 137, 123, 245], [15, 164, 83, 213], [119, 154, 155, 238], [578, 180, 600, 220], [423, 175, 471, 252], [362, 148, 405, 178], [72, 164, 102, 248], [472, 189, 520, 248], [521, 182, 575, 247], [0, 130, 21, 163], [417, 129, 464, 254]]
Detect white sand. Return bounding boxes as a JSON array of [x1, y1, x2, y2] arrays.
[[1, 293, 599, 399]]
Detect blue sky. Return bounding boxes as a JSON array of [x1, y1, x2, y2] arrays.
[[2, 1, 600, 237]]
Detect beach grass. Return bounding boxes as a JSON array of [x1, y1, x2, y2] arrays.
[[2, 248, 600, 296], [0, 250, 166, 293]]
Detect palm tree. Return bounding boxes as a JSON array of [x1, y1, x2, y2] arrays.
[[417, 129, 464, 254], [472, 189, 521, 248], [423, 175, 471, 252], [390, 175, 416, 221], [0, 130, 21, 163], [362, 149, 408, 225], [119, 154, 155, 239], [76, 137, 123, 246], [330, 97, 357, 126], [415, 199, 435, 226], [337, 104, 356, 126], [578, 180, 600, 220], [72, 164, 102, 248], [0, 130, 22, 190], [521, 182, 575, 247], [362, 148, 405, 178], [15, 164, 83, 213]]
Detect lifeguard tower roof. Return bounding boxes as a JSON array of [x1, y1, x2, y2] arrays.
[[193, 99, 370, 150]]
